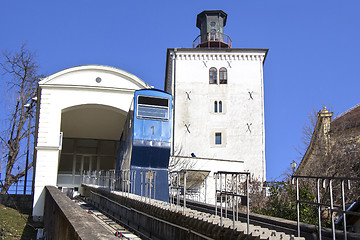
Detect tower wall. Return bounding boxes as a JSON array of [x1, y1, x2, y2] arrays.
[[165, 49, 267, 203]]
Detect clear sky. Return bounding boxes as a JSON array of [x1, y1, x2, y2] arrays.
[[1, 0, 359, 180]]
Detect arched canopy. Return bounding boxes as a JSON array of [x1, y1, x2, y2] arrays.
[[61, 104, 127, 140]]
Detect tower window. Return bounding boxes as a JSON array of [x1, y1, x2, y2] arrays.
[[215, 132, 222, 145], [213, 100, 224, 113], [219, 67, 227, 84], [210, 29, 217, 40], [209, 67, 217, 84]]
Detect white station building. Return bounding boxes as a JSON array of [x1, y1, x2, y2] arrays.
[[32, 65, 149, 220], [32, 10, 267, 219]]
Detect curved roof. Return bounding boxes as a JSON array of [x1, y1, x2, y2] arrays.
[[39, 65, 150, 90]]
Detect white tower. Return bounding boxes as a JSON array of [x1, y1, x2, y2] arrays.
[[164, 10, 267, 204]]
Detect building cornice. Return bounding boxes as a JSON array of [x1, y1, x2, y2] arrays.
[[167, 48, 268, 62], [173, 52, 266, 62]]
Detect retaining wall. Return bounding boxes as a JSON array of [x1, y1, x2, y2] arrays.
[[44, 186, 117, 240]]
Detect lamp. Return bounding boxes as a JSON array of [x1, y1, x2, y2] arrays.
[[291, 160, 297, 174]]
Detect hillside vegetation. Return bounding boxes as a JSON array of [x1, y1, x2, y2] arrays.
[[0, 204, 36, 239]]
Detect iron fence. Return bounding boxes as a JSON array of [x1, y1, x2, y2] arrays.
[[214, 171, 250, 235], [82, 169, 158, 201], [193, 32, 232, 48], [292, 175, 360, 240], [0, 178, 33, 195]]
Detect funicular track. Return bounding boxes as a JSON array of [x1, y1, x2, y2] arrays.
[[81, 170, 360, 240], [80, 191, 215, 240], [75, 196, 142, 239], [82, 185, 308, 240]]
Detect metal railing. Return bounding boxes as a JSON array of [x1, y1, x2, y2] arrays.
[[0, 178, 33, 195], [140, 170, 156, 203], [82, 169, 159, 201], [214, 171, 250, 235], [193, 32, 232, 48], [292, 175, 360, 240], [169, 170, 188, 214]]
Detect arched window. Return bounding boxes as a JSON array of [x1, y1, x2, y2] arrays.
[[214, 101, 218, 113], [209, 67, 217, 84], [219, 101, 222, 113], [219, 67, 227, 84]]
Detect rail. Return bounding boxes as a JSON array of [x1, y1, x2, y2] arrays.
[[214, 171, 250, 235], [169, 170, 250, 236], [292, 175, 360, 240], [82, 169, 158, 202], [193, 32, 232, 48]]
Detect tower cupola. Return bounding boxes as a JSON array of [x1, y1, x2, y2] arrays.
[[193, 10, 232, 48]]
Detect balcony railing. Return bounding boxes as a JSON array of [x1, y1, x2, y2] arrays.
[[193, 32, 232, 48]]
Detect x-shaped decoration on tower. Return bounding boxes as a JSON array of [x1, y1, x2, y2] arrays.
[[185, 91, 191, 100], [246, 123, 252, 133], [227, 60, 232, 68], [184, 124, 191, 133], [202, 61, 208, 68]]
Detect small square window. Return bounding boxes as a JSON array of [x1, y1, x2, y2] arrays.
[[215, 132, 222, 145]]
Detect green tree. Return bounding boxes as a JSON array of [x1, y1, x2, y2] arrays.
[[254, 181, 319, 225]]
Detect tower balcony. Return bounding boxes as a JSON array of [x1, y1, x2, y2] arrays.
[[193, 32, 232, 49]]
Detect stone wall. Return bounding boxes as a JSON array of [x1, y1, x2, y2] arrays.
[[0, 194, 33, 214]]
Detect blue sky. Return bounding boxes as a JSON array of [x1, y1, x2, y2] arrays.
[[1, 1, 359, 180]]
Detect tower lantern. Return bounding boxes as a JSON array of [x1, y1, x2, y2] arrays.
[[194, 10, 232, 48]]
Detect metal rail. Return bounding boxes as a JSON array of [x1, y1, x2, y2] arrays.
[[193, 32, 232, 48], [214, 171, 250, 235], [76, 198, 136, 239], [292, 175, 360, 240]]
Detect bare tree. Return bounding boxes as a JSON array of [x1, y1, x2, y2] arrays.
[[294, 107, 326, 158], [0, 44, 43, 194], [168, 145, 195, 172]]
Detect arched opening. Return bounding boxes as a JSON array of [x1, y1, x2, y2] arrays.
[[209, 67, 217, 84], [219, 67, 227, 84], [57, 104, 127, 188]]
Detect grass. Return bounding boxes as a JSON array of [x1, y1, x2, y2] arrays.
[[0, 204, 37, 240]]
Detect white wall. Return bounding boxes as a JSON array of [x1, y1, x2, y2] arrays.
[[167, 50, 266, 203]]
